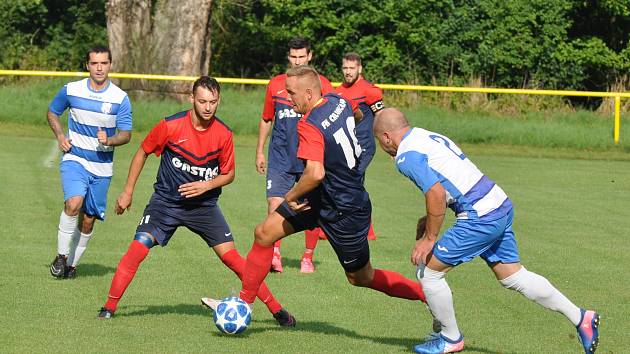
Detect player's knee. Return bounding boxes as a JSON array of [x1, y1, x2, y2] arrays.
[[345, 271, 371, 287], [134, 232, 156, 249], [64, 199, 82, 215], [253, 223, 274, 246]]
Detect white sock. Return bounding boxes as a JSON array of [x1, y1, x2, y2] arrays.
[[418, 266, 461, 341], [70, 232, 93, 267], [66, 228, 81, 265], [57, 211, 78, 255], [500, 266, 581, 325]]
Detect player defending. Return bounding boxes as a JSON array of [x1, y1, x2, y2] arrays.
[[373, 108, 600, 354], [335, 52, 385, 240], [97, 76, 295, 327], [239, 65, 431, 330], [256, 37, 333, 273], [47, 45, 132, 279]]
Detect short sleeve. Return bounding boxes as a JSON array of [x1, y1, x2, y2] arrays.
[[395, 151, 439, 193], [219, 132, 235, 174], [365, 85, 384, 113], [319, 76, 334, 94], [297, 120, 325, 162], [116, 95, 133, 131], [261, 83, 275, 121], [48, 85, 69, 116], [141, 120, 169, 156]]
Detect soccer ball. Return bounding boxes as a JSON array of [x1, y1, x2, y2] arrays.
[[213, 296, 252, 334]]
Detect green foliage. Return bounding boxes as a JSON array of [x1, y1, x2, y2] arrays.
[[0, 0, 107, 71], [2, 0, 629, 98]]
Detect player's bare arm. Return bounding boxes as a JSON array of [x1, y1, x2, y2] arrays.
[[285, 159, 325, 212], [115, 147, 149, 215], [178, 170, 235, 198], [46, 110, 72, 152], [411, 182, 446, 266], [255, 119, 273, 174], [98, 129, 132, 147]]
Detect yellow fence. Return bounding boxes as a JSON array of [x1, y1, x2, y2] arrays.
[[1, 69, 627, 144]]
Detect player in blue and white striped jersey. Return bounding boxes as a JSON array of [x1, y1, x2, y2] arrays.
[[374, 108, 599, 354], [47, 45, 132, 279]]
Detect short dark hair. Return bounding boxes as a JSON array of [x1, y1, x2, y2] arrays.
[[343, 52, 362, 66], [192, 76, 221, 95], [288, 37, 311, 53], [85, 45, 112, 63]]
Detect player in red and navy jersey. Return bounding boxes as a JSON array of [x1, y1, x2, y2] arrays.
[[97, 77, 295, 327], [239, 66, 433, 332], [256, 37, 334, 273], [335, 52, 385, 241]]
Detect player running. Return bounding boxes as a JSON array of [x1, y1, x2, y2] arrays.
[[335, 52, 385, 240], [374, 107, 600, 354], [97, 76, 295, 327], [237, 65, 433, 333], [47, 45, 132, 279], [256, 37, 334, 273]]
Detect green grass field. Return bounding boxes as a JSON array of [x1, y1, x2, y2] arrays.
[[1, 123, 628, 353], [1, 77, 629, 353]]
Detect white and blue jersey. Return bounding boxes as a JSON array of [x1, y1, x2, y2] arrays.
[[395, 127, 511, 220], [396, 127, 520, 266], [49, 78, 132, 177]]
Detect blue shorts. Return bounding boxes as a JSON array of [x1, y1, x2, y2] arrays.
[[136, 195, 234, 247], [276, 194, 372, 273], [266, 168, 301, 198], [433, 208, 520, 266], [60, 160, 111, 220]]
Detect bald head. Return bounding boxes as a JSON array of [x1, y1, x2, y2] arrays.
[[374, 108, 410, 135], [373, 107, 412, 157], [285, 65, 322, 114]]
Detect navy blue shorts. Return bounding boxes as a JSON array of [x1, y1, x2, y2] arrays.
[[266, 168, 301, 198], [276, 197, 371, 273], [136, 195, 233, 247]]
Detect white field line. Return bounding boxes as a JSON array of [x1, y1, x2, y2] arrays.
[[43, 140, 60, 168]]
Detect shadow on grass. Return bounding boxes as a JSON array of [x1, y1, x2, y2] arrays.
[[75, 263, 116, 277], [269, 256, 321, 272], [117, 303, 505, 353]]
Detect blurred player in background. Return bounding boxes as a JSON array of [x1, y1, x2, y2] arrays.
[[335, 52, 384, 241], [239, 66, 434, 335], [256, 37, 334, 273], [374, 108, 600, 354], [98, 76, 295, 327], [47, 45, 132, 279]]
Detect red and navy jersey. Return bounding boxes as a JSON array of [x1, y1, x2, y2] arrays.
[[335, 77, 384, 172], [262, 73, 334, 173], [141, 110, 235, 206], [297, 93, 369, 218]]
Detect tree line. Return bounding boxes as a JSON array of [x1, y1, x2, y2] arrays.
[[2, 0, 629, 95]]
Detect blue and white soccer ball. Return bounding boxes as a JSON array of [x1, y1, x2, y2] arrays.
[[213, 296, 252, 334]]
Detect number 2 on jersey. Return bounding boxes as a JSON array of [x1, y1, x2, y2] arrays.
[[429, 134, 466, 160], [333, 116, 362, 168]]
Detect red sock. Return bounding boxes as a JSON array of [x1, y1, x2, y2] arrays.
[[221, 249, 282, 314], [367, 223, 377, 240], [302, 249, 314, 261], [304, 228, 319, 251], [369, 269, 426, 302], [240, 242, 273, 304], [317, 227, 327, 240], [104, 240, 150, 311]]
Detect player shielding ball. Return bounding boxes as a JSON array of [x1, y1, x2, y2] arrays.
[[47, 45, 132, 279], [237, 65, 434, 336], [373, 108, 600, 354], [335, 52, 385, 240], [97, 77, 295, 327], [256, 37, 333, 273]]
